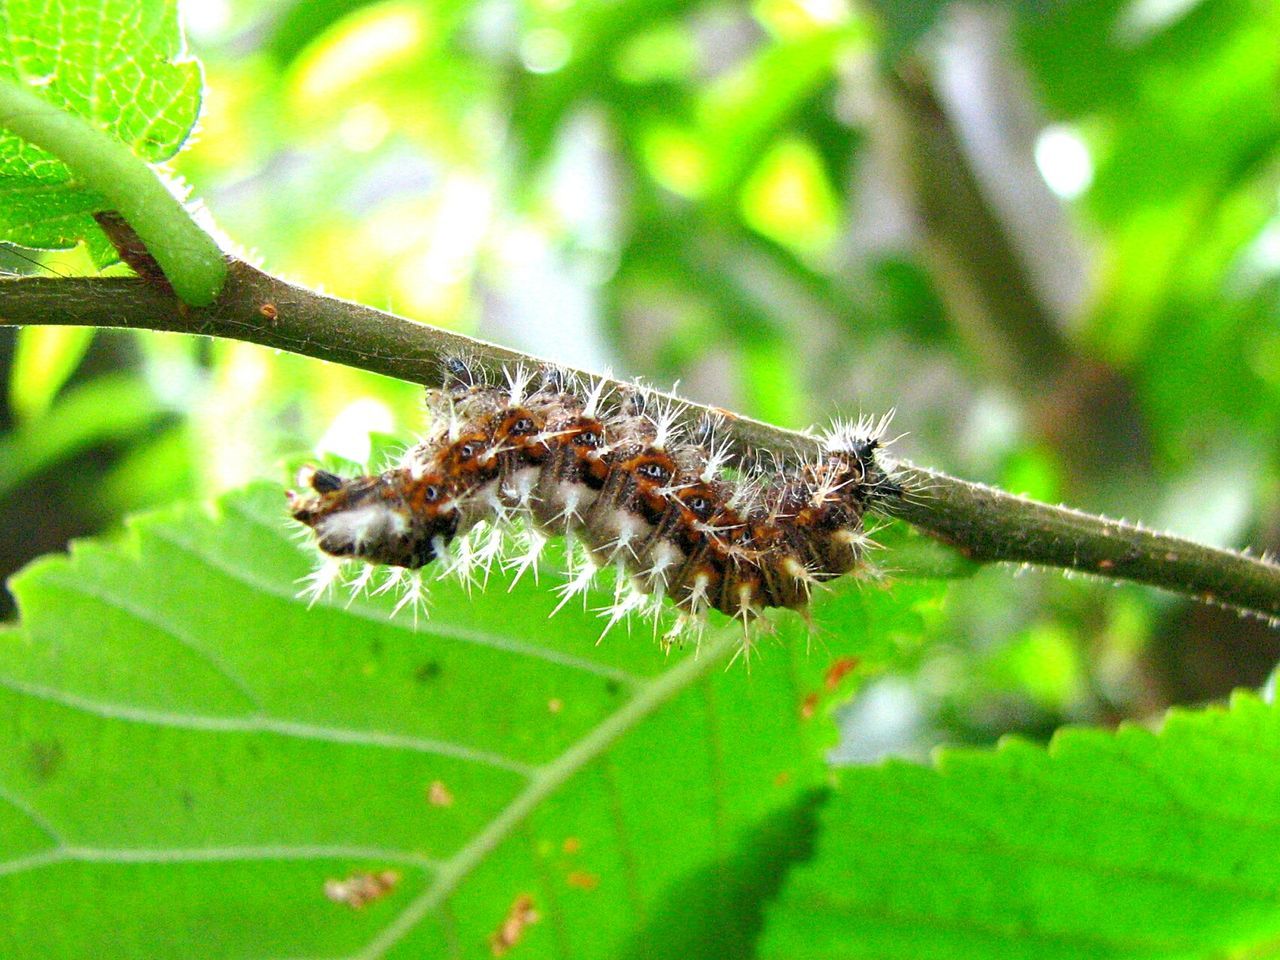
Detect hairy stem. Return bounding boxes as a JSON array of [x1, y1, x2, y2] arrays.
[[0, 78, 226, 306], [2, 262, 1278, 620]]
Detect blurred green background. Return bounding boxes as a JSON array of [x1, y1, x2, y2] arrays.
[[2, 0, 1278, 751]]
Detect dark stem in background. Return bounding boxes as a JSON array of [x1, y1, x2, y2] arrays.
[[2, 261, 1278, 621], [882, 33, 1278, 701], [886, 65, 1155, 486]]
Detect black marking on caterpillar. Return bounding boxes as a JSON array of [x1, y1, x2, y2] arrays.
[[287, 357, 901, 645]]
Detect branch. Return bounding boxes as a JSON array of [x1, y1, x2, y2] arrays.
[[2, 261, 1278, 621]]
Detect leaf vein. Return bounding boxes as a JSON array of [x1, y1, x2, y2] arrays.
[[0, 843, 440, 878], [0, 677, 537, 776]]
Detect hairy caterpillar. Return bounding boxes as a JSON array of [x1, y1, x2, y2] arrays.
[[287, 358, 900, 644]]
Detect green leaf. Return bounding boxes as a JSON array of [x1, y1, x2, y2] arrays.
[[0, 373, 167, 501], [8, 325, 94, 421], [697, 24, 865, 203], [761, 692, 1280, 960], [0, 482, 940, 958], [618, 788, 827, 960], [509, 0, 702, 174], [0, 0, 202, 254]]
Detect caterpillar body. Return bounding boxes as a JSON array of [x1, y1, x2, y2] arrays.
[[288, 359, 900, 644]]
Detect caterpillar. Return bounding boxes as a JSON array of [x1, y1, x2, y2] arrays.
[[287, 358, 900, 645]]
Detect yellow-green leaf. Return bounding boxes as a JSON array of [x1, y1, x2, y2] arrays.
[[9, 326, 94, 421]]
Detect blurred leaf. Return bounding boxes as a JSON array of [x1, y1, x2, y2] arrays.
[[510, 0, 703, 174], [265, 0, 391, 66], [0, 374, 167, 501], [614, 22, 699, 85], [0, 0, 201, 254], [739, 137, 841, 256], [740, 332, 805, 427], [285, 2, 431, 110], [1017, 0, 1137, 115], [8, 326, 94, 421], [990, 622, 1084, 709], [98, 423, 195, 515], [875, 522, 981, 582], [698, 23, 865, 202], [761, 692, 1280, 959], [0, 482, 943, 958]]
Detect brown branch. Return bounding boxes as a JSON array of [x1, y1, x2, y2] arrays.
[[2, 260, 1278, 621]]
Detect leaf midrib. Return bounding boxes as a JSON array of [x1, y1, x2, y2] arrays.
[[353, 628, 741, 960]]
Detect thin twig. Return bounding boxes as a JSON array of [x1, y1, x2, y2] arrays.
[[2, 261, 1278, 620]]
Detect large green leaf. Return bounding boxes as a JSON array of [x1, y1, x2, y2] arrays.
[[0, 0, 201, 256], [0, 482, 940, 958], [761, 691, 1280, 959]]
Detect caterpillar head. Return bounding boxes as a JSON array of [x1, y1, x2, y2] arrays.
[[288, 466, 458, 569]]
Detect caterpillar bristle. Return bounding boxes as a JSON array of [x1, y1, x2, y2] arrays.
[[288, 364, 902, 654], [345, 562, 378, 603], [552, 565, 600, 617], [298, 557, 344, 607], [391, 570, 429, 623], [371, 566, 407, 597]]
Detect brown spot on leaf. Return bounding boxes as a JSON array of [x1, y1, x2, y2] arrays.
[[25, 739, 63, 782], [566, 870, 599, 890], [324, 870, 400, 909], [490, 894, 539, 956], [824, 656, 861, 691], [427, 780, 454, 807], [799, 692, 819, 721]]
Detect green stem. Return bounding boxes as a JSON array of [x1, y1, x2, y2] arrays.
[[0, 77, 225, 306]]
